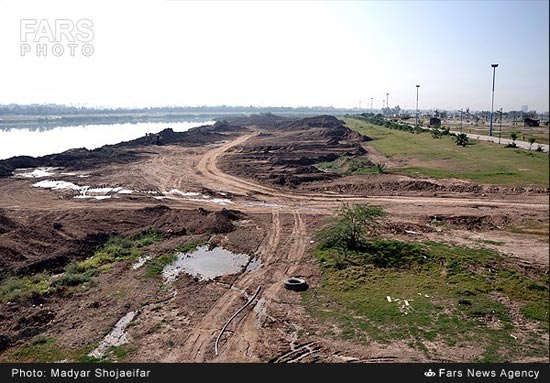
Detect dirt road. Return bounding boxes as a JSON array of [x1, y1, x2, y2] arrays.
[[0, 127, 547, 363]]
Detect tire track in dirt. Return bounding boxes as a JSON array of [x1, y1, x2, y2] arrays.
[[214, 209, 311, 362], [194, 134, 549, 210], [162, 209, 283, 362]]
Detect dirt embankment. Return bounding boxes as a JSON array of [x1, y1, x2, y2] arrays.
[[0, 206, 241, 276], [302, 174, 549, 197], [0, 120, 248, 178], [218, 115, 369, 187]]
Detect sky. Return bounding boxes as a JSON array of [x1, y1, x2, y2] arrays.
[[0, 0, 548, 112]]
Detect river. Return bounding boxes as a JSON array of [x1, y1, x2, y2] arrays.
[[0, 120, 213, 160]]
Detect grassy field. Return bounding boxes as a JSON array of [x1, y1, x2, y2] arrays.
[[344, 118, 549, 187], [304, 240, 549, 362]]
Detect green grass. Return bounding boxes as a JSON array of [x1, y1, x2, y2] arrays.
[[144, 254, 177, 278], [317, 156, 374, 175], [0, 273, 51, 303], [3, 336, 98, 362], [304, 240, 549, 362], [175, 241, 202, 254], [344, 117, 549, 187]]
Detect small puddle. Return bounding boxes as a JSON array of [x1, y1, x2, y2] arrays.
[[88, 310, 136, 359], [162, 245, 260, 283]]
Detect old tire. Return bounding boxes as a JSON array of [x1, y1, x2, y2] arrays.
[[283, 277, 308, 291]]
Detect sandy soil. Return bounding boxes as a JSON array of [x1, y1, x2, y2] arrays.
[[0, 116, 547, 362]]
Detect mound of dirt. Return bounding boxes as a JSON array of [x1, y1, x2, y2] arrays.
[[0, 206, 244, 276], [425, 214, 511, 230], [303, 174, 548, 196], [0, 209, 16, 234], [219, 115, 370, 187]]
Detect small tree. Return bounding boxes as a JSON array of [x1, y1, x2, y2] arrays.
[[431, 128, 442, 139], [454, 133, 469, 147], [510, 132, 518, 142], [528, 137, 536, 150], [318, 203, 385, 251]]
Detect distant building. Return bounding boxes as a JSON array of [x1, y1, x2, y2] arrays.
[[521, 105, 528, 113], [429, 117, 441, 127], [523, 117, 540, 127]]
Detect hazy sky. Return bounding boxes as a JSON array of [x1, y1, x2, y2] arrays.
[[0, 0, 548, 111]]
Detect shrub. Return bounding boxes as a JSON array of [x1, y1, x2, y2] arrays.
[[317, 203, 385, 251]]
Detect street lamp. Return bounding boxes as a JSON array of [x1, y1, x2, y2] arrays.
[[460, 108, 463, 133], [370, 97, 373, 111], [415, 85, 420, 127], [489, 63, 499, 136], [386, 93, 389, 109]]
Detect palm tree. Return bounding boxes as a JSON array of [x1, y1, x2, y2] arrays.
[[454, 133, 469, 147], [373, 162, 387, 174]]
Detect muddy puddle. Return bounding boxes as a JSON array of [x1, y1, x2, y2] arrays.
[[163, 245, 261, 283]]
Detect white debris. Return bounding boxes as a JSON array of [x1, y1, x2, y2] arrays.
[[510, 334, 518, 340], [166, 189, 200, 197], [74, 195, 111, 200], [33, 180, 83, 191], [386, 296, 392, 302], [187, 197, 233, 205], [405, 230, 419, 235], [132, 254, 153, 270], [404, 300, 410, 306], [15, 167, 58, 178], [88, 311, 136, 359]]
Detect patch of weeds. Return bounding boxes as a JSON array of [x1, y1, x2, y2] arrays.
[[316, 156, 376, 175], [0, 273, 52, 303], [106, 345, 134, 361], [133, 231, 164, 247], [175, 241, 202, 253], [144, 254, 177, 278], [8, 336, 64, 362]]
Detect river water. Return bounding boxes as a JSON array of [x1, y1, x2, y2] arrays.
[[0, 120, 213, 160]]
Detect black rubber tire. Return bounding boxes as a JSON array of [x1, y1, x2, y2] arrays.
[[283, 277, 309, 291]]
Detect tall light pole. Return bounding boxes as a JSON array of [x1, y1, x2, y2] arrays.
[[415, 85, 420, 126], [460, 108, 463, 133], [386, 93, 389, 108], [489, 63, 499, 136], [370, 97, 373, 111]]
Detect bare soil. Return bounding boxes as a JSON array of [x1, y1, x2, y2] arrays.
[[0, 115, 547, 362]]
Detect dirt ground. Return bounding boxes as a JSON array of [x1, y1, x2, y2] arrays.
[[0, 115, 547, 362]]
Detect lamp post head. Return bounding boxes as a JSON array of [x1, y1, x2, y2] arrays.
[[491, 64, 499, 68], [416, 84, 420, 88]]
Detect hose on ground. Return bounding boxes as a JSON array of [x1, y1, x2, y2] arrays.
[[214, 285, 262, 356]]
